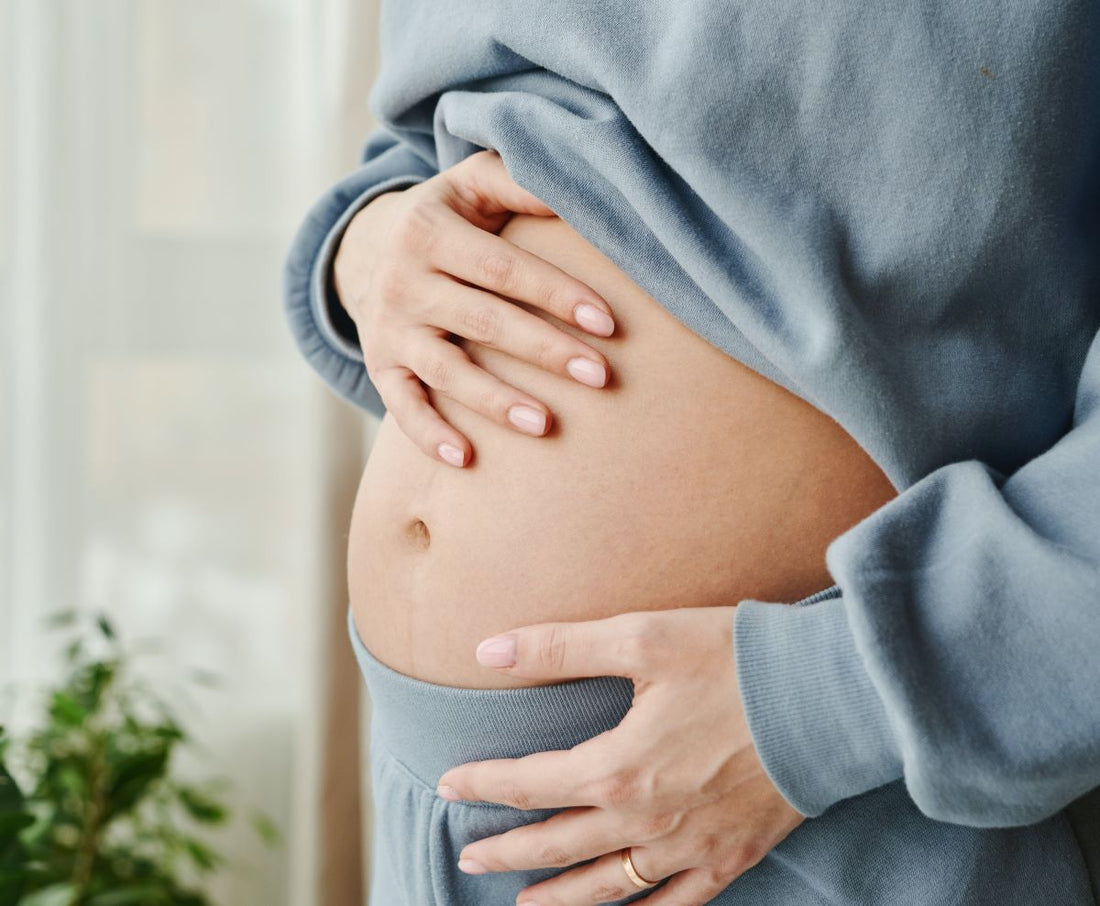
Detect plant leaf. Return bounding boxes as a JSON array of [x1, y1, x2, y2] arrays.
[[86, 885, 172, 906], [176, 788, 227, 825], [106, 750, 170, 818], [46, 692, 85, 727], [0, 812, 35, 840], [249, 810, 280, 847], [17, 883, 77, 906], [43, 611, 78, 629], [182, 838, 220, 872], [95, 615, 116, 642]]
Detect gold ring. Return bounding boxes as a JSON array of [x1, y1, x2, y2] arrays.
[[620, 847, 659, 889]]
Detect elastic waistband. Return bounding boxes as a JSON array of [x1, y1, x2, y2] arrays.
[[347, 605, 635, 789]]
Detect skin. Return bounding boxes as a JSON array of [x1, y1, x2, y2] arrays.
[[335, 150, 894, 903], [435, 607, 806, 904], [334, 149, 620, 466]]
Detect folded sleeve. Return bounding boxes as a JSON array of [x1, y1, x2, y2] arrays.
[[733, 321, 1100, 828], [281, 125, 438, 418]]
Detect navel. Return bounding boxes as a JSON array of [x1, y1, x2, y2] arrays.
[[406, 518, 431, 550]]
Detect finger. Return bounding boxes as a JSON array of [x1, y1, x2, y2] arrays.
[[447, 148, 560, 221], [458, 806, 622, 873], [428, 273, 610, 388], [407, 329, 555, 437], [514, 847, 671, 906], [474, 611, 658, 680], [427, 208, 616, 337], [438, 746, 601, 810], [633, 867, 729, 906], [368, 362, 473, 468]]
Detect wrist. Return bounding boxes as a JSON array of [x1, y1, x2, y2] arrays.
[[333, 188, 405, 322]]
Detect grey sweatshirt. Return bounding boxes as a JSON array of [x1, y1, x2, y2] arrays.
[[282, 1, 1100, 901]]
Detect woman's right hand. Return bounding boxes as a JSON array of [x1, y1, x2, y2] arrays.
[[332, 148, 616, 469]]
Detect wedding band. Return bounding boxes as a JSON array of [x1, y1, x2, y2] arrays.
[[620, 847, 659, 889]]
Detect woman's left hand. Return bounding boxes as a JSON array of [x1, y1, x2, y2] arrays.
[[434, 605, 806, 905]]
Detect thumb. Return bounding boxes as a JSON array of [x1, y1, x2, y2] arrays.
[[445, 149, 558, 225], [474, 612, 651, 681]]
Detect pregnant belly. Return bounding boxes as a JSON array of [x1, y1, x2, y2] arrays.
[[348, 213, 897, 688]]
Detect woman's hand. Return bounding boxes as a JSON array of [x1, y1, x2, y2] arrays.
[[434, 606, 806, 905], [333, 148, 617, 468]]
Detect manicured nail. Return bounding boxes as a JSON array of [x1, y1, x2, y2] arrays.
[[476, 634, 517, 667], [438, 442, 465, 467], [566, 357, 607, 388], [436, 784, 460, 801], [458, 858, 486, 874], [508, 405, 547, 435], [574, 302, 615, 336]]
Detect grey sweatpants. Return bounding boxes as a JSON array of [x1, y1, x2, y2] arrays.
[[347, 605, 1093, 905]]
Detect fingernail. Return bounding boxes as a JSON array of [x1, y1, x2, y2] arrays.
[[438, 442, 465, 467], [517, 899, 540, 906], [566, 357, 607, 388], [574, 302, 615, 336], [476, 634, 517, 667], [436, 784, 460, 801], [458, 858, 486, 874], [507, 405, 547, 435]]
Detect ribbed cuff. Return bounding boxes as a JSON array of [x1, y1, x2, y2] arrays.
[[283, 171, 429, 418], [733, 593, 903, 817], [310, 175, 426, 363]]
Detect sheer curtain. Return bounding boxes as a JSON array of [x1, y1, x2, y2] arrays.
[[0, 1, 383, 903]]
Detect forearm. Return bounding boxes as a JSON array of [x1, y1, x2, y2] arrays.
[[735, 322, 1100, 828]]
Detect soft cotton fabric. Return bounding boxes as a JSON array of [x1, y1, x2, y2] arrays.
[[349, 600, 1091, 905], [282, 1, 1100, 901]]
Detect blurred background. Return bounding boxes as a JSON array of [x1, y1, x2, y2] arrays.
[[0, 1, 387, 903]]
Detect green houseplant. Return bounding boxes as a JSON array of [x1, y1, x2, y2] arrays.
[[0, 612, 278, 906]]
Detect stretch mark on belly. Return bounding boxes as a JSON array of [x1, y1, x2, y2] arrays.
[[406, 518, 431, 550]]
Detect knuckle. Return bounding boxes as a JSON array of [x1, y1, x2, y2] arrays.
[[532, 336, 558, 371], [727, 840, 765, 874], [425, 356, 452, 390], [611, 633, 647, 672], [612, 612, 659, 669], [362, 345, 398, 386], [595, 765, 640, 808], [551, 281, 581, 311], [476, 386, 506, 418], [501, 781, 533, 811], [637, 810, 678, 842], [536, 626, 570, 673], [701, 866, 732, 892], [698, 831, 724, 861], [444, 173, 482, 212], [593, 881, 630, 902], [459, 148, 499, 178], [363, 359, 385, 389], [534, 841, 572, 868], [389, 204, 436, 253], [462, 305, 500, 344], [477, 251, 516, 288]]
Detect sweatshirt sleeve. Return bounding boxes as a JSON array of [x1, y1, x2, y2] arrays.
[[733, 320, 1100, 829], [281, 125, 438, 418]]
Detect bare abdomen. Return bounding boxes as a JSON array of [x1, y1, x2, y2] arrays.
[[347, 213, 896, 688]]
